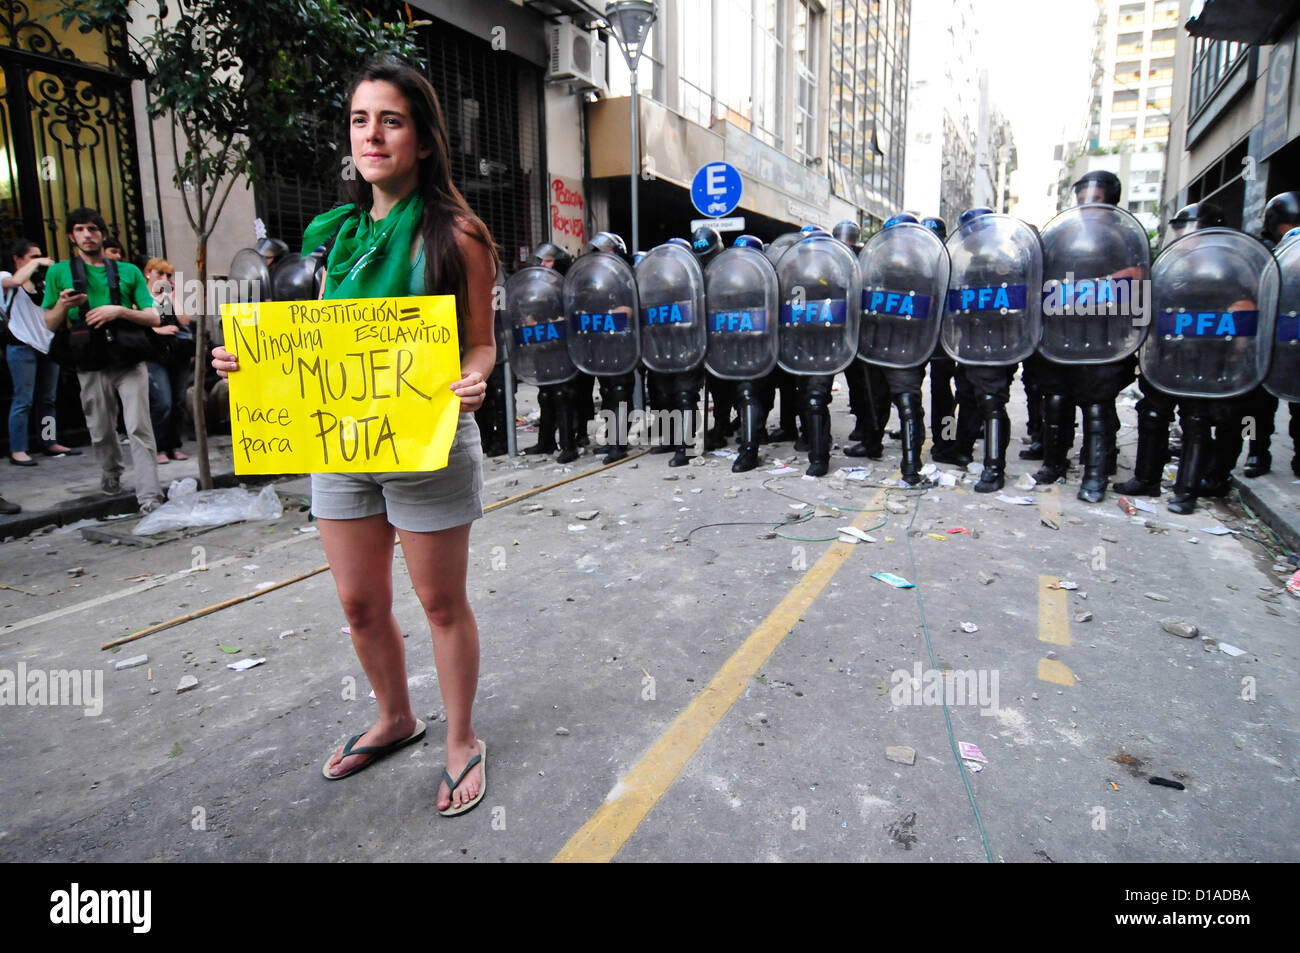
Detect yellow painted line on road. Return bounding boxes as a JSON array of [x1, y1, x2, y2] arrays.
[[1037, 575, 1072, 647], [1037, 658, 1076, 685], [1036, 488, 1074, 687], [552, 486, 891, 863]]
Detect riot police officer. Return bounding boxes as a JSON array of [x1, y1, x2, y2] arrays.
[[1114, 203, 1223, 497], [704, 235, 781, 472], [1031, 171, 1148, 503], [1235, 192, 1300, 477], [638, 238, 707, 466], [855, 213, 951, 483], [1144, 215, 1280, 513], [942, 207, 1044, 492], [503, 245, 582, 463], [565, 232, 640, 464], [775, 229, 861, 476]]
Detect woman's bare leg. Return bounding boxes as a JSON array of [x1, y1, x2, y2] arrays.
[[318, 515, 420, 777], [396, 523, 481, 810]]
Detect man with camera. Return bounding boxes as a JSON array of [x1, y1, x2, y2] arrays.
[[42, 208, 164, 513]]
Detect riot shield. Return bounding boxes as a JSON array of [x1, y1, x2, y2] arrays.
[[636, 243, 707, 373], [269, 253, 319, 302], [503, 266, 578, 386], [941, 214, 1043, 365], [703, 246, 780, 380], [1265, 237, 1300, 402], [775, 234, 861, 375], [1142, 228, 1279, 399], [856, 222, 949, 368], [563, 251, 640, 376], [1039, 203, 1151, 363], [764, 232, 803, 268], [227, 248, 271, 304]]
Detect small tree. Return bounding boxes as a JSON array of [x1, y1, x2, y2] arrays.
[[58, 1, 424, 488]]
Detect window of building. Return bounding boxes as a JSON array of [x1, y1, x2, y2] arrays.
[[1118, 3, 1145, 29], [828, 0, 908, 212], [1188, 36, 1248, 120], [1112, 89, 1139, 113], [1143, 122, 1169, 141], [678, 1, 714, 128], [1148, 27, 1176, 54], [1115, 60, 1142, 85], [1148, 57, 1174, 81], [1111, 118, 1137, 141], [752, 0, 784, 148], [1117, 31, 1144, 58], [792, 0, 819, 164]]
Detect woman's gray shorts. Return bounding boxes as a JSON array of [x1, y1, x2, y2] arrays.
[[310, 413, 484, 533]]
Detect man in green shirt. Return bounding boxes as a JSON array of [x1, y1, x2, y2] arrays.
[[43, 207, 163, 512]]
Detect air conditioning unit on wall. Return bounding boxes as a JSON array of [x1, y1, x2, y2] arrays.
[[549, 20, 606, 91]]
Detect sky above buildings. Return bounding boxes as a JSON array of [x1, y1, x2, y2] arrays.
[[978, 0, 1099, 225]]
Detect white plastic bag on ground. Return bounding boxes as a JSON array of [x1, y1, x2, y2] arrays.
[[134, 483, 283, 535]]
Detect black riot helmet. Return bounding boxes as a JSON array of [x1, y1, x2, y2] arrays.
[[831, 220, 862, 249], [632, 250, 648, 267], [920, 216, 947, 241], [1168, 202, 1225, 241], [732, 234, 764, 249], [690, 225, 723, 265], [1072, 170, 1122, 206], [256, 237, 290, 266], [530, 241, 573, 276], [1262, 191, 1300, 243], [665, 237, 693, 251], [585, 231, 628, 259]]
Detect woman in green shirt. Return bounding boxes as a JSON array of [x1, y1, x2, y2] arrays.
[[214, 60, 498, 816]]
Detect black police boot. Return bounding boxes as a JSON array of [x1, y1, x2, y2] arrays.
[[1243, 440, 1271, 477], [1114, 410, 1169, 496], [555, 400, 579, 464], [974, 396, 1009, 493], [1019, 380, 1043, 460], [1198, 425, 1241, 498], [897, 392, 925, 485], [844, 408, 884, 457], [525, 390, 558, 455], [1033, 393, 1071, 484], [1077, 404, 1111, 503], [669, 403, 694, 468], [733, 397, 762, 473], [1168, 435, 1209, 514], [931, 442, 973, 466], [805, 410, 830, 477], [793, 419, 810, 452]]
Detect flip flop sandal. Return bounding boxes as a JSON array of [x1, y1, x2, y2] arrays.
[[438, 739, 487, 817], [321, 718, 426, 780]]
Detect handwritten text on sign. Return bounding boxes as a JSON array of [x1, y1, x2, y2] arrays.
[[221, 295, 461, 474]]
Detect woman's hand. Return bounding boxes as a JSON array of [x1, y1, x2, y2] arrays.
[[450, 369, 487, 412], [211, 345, 239, 379]]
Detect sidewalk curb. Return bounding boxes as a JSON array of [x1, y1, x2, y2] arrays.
[[0, 471, 290, 540], [1232, 473, 1300, 555]]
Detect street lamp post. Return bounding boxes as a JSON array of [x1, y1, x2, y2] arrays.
[[606, 1, 657, 255]]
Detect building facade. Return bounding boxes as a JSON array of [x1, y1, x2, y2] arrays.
[[1058, 0, 1177, 231], [1159, 0, 1300, 241]]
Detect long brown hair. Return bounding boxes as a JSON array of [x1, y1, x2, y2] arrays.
[[342, 59, 499, 320]]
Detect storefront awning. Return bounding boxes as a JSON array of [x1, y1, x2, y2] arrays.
[[1185, 0, 1300, 45]]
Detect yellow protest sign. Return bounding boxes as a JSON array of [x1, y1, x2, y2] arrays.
[[220, 295, 461, 474]]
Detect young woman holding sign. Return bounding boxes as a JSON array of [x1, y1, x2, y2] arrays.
[[213, 60, 498, 816]]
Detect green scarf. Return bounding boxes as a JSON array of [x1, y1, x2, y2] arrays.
[[301, 191, 424, 299]]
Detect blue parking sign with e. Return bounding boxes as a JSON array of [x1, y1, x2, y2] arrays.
[[691, 162, 742, 218]]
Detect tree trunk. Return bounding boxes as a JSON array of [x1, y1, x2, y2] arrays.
[[193, 239, 213, 490]]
